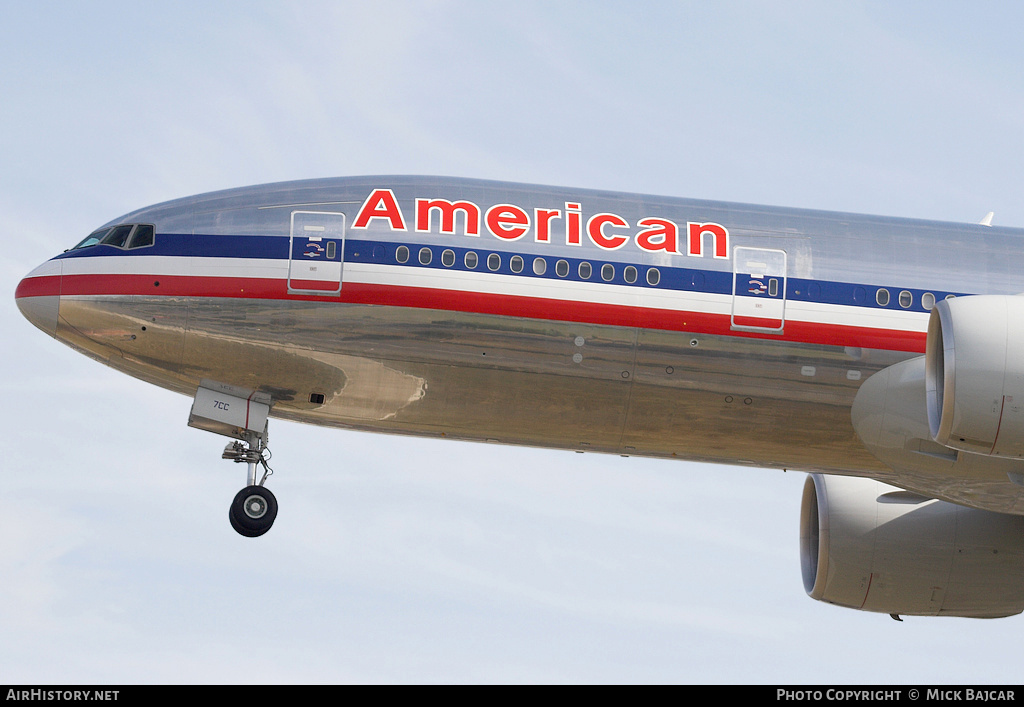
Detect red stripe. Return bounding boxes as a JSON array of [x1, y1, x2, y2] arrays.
[[22, 272, 928, 353], [289, 278, 341, 291], [732, 315, 784, 329], [15, 275, 60, 298]]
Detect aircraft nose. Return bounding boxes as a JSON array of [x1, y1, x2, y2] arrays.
[[16, 291, 59, 337], [15, 260, 62, 338]]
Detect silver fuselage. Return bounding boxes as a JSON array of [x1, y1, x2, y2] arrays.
[[17, 176, 1021, 507]]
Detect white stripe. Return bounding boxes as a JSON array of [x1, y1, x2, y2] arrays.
[[348, 263, 928, 331], [60, 256, 929, 333], [61, 255, 287, 280]]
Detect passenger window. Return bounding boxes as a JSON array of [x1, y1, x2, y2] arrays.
[[128, 224, 155, 249], [898, 290, 912, 308], [441, 249, 456, 267], [601, 264, 615, 282], [578, 262, 592, 279], [922, 292, 935, 310], [533, 258, 546, 275], [510, 255, 524, 273], [876, 288, 890, 306], [465, 252, 478, 269], [624, 266, 637, 284], [487, 253, 501, 271], [396, 246, 410, 263], [419, 247, 432, 265], [646, 268, 660, 286], [556, 260, 569, 277]]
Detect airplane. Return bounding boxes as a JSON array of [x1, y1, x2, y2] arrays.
[[15, 175, 1024, 619]]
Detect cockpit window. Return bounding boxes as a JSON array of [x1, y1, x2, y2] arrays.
[[101, 225, 133, 248], [72, 228, 112, 250], [128, 224, 154, 249], [71, 224, 155, 251]]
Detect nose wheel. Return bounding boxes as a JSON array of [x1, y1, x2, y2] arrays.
[[222, 432, 278, 537], [229, 485, 278, 537]]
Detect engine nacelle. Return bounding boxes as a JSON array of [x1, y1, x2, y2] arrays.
[[800, 474, 1024, 617], [926, 294, 1024, 456]]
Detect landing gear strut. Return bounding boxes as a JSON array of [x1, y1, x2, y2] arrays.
[[223, 432, 277, 537], [188, 383, 278, 537]]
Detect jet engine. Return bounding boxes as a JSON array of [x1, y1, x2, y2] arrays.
[[926, 295, 1024, 456], [800, 473, 1024, 617]]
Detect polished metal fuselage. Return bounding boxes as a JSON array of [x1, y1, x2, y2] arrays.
[[20, 176, 1024, 505]]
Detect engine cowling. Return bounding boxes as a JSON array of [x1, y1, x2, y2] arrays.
[[800, 473, 1024, 617], [926, 294, 1024, 456]]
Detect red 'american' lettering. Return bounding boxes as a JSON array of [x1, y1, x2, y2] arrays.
[[351, 188, 729, 258]]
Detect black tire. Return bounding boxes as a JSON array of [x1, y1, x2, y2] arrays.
[[229, 485, 278, 536], [229, 504, 266, 537]]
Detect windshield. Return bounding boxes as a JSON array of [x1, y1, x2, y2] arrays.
[[101, 225, 133, 247], [71, 224, 155, 251], [71, 228, 112, 250]]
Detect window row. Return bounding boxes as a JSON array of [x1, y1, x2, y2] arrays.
[[395, 245, 661, 286], [875, 288, 950, 310], [392, 245, 944, 311]]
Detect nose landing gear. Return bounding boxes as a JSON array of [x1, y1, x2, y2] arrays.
[[188, 382, 280, 538], [223, 433, 277, 537]]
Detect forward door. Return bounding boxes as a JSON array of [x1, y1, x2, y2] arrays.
[[287, 211, 346, 296]]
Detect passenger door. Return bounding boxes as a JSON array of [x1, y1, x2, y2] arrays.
[[287, 211, 345, 296], [731, 246, 786, 333]]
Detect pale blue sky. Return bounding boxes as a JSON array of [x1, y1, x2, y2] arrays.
[[3, 1, 1024, 683]]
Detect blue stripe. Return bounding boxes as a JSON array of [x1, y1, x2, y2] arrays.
[[55, 232, 962, 314]]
